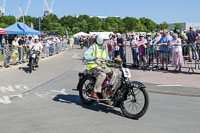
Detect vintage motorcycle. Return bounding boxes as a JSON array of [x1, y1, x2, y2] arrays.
[[29, 50, 40, 73], [77, 58, 149, 119]]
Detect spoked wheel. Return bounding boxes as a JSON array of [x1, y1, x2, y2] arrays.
[[120, 85, 149, 119], [79, 76, 95, 105]]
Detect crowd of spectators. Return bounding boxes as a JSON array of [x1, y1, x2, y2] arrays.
[[0, 35, 69, 68], [74, 27, 200, 72]]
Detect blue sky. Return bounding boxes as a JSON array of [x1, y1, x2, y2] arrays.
[[3, 0, 200, 23]]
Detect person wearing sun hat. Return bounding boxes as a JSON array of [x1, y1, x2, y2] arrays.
[[137, 34, 147, 70]]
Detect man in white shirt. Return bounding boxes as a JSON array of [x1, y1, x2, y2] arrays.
[[46, 37, 52, 56], [29, 37, 43, 51], [153, 31, 162, 68], [28, 36, 43, 68], [130, 33, 138, 67]]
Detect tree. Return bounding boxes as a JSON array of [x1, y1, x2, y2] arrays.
[[0, 15, 16, 28], [158, 22, 169, 30], [139, 17, 157, 32], [103, 17, 120, 32], [0, 14, 172, 35], [174, 23, 182, 31], [72, 27, 80, 34], [87, 17, 102, 32]]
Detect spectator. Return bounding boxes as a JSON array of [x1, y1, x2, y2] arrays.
[[158, 29, 172, 70], [117, 33, 126, 67], [130, 33, 138, 67], [12, 37, 20, 65], [170, 33, 184, 72], [18, 36, 25, 63], [137, 35, 147, 70], [24, 36, 30, 61], [146, 38, 154, 70], [108, 36, 114, 59], [113, 35, 119, 58], [69, 36, 74, 49], [153, 31, 162, 68], [186, 26, 199, 62]]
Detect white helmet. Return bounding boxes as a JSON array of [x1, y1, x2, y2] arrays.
[[34, 36, 39, 40], [96, 34, 109, 45]]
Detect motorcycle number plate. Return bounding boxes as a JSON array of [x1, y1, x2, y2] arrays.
[[32, 54, 36, 58], [122, 68, 131, 78]]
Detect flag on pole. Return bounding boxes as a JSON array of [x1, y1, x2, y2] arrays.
[[31, 22, 34, 29], [39, 16, 41, 34], [66, 30, 68, 37], [23, 12, 26, 35]]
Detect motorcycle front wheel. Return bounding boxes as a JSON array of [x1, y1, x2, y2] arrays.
[[29, 59, 34, 73], [120, 85, 149, 119]]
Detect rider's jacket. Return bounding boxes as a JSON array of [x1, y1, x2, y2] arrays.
[[30, 42, 43, 51], [84, 44, 110, 70]]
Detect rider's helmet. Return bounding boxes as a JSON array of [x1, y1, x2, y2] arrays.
[[96, 34, 109, 45], [34, 36, 39, 40]]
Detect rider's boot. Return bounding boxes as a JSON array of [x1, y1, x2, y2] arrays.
[[91, 92, 99, 99]]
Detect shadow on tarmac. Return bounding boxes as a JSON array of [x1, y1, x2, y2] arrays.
[[19, 67, 30, 73], [53, 94, 124, 117]]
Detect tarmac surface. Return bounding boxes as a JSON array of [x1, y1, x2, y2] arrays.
[[0, 46, 199, 133]]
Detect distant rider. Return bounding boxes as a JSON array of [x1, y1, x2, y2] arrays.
[[28, 36, 43, 68]]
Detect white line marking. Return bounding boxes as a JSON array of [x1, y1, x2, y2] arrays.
[[15, 85, 29, 91], [51, 89, 68, 95], [0, 96, 12, 104], [156, 85, 183, 87], [72, 54, 80, 59], [34, 92, 50, 98], [0, 86, 15, 93]]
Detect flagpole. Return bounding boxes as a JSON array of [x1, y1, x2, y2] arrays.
[[39, 16, 41, 35]]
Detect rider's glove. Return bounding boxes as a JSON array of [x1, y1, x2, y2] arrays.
[[95, 59, 102, 66]]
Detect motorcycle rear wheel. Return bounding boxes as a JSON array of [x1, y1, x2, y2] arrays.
[[79, 76, 95, 105]]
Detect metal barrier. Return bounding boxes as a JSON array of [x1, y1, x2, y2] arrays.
[[0, 48, 3, 67], [126, 44, 200, 73]]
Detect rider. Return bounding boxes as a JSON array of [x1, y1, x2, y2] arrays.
[[84, 34, 116, 99], [28, 36, 43, 68]]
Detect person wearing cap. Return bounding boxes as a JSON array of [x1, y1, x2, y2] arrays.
[[137, 34, 147, 70], [158, 29, 172, 71], [186, 26, 199, 62], [130, 33, 138, 67], [153, 31, 162, 69], [117, 33, 126, 67], [146, 37, 154, 70]]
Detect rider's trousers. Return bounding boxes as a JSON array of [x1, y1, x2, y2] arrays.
[[91, 66, 117, 93]]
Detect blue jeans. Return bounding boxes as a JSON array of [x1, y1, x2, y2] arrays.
[[132, 48, 138, 65], [119, 46, 126, 65], [18, 47, 23, 62]]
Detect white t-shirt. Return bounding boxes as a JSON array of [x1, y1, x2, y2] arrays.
[[153, 35, 162, 50], [130, 39, 137, 47], [30, 42, 43, 51], [171, 38, 182, 52], [47, 40, 52, 47]]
